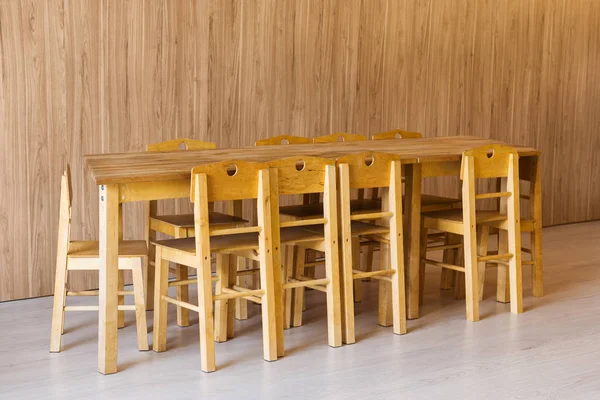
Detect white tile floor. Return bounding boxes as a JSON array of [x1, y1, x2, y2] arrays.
[[1, 221, 600, 399]]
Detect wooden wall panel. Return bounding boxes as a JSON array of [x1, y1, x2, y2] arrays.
[[1, 0, 599, 301]]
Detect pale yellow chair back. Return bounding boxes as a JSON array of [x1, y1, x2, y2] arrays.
[[191, 161, 269, 203], [372, 129, 422, 140], [335, 152, 406, 340], [147, 138, 216, 152], [57, 165, 73, 251], [255, 135, 312, 146], [313, 133, 367, 143]]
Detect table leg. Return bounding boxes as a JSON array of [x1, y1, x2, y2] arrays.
[[404, 164, 422, 320], [98, 184, 120, 374], [145, 200, 157, 311]]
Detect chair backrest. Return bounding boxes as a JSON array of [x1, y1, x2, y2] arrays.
[[461, 144, 518, 180], [147, 138, 216, 152], [255, 135, 313, 146], [190, 161, 274, 265], [267, 156, 334, 195], [313, 133, 367, 143], [372, 129, 422, 140], [336, 152, 404, 261], [335, 152, 402, 189], [190, 161, 269, 203], [57, 165, 73, 251], [460, 144, 520, 217], [267, 156, 337, 228]]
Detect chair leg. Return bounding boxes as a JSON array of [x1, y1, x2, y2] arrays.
[[235, 255, 248, 321], [418, 220, 428, 306], [362, 243, 374, 282], [283, 245, 295, 329], [477, 226, 490, 301], [353, 238, 363, 303], [131, 258, 149, 351], [390, 235, 407, 336], [496, 230, 511, 303], [463, 226, 480, 322], [377, 242, 393, 327], [50, 257, 69, 352], [197, 257, 216, 373], [214, 253, 230, 343], [440, 234, 456, 290], [227, 256, 237, 339], [292, 247, 306, 327], [342, 237, 356, 344], [454, 238, 466, 300], [152, 248, 169, 352], [175, 264, 190, 327], [118, 270, 125, 329]]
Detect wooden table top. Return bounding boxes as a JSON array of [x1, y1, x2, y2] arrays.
[[85, 136, 539, 185]]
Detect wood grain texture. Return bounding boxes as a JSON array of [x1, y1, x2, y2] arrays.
[[1, 0, 599, 301]]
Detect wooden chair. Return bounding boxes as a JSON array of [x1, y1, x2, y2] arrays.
[[50, 166, 148, 353], [313, 132, 367, 143], [480, 156, 543, 302], [372, 129, 463, 295], [145, 138, 247, 327], [255, 135, 313, 146], [153, 161, 279, 372], [372, 129, 422, 140], [336, 152, 407, 344], [419, 144, 523, 321], [269, 156, 343, 349]]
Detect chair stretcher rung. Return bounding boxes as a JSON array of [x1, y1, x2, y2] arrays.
[[350, 211, 393, 221], [284, 277, 329, 291], [427, 243, 463, 252], [280, 218, 327, 228], [222, 287, 263, 304], [478, 253, 514, 262], [352, 269, 395, 280], [475, 192, 511, 200], [161, 295, 200, 312], [424, 259, 465, 272], [237, 268, 261, 277], [214, 288, 264, 301], [210, 226, 261, 237], [169, 278, 198, 287], [521, 247, 532, 254], [522, 260, 535, 265]]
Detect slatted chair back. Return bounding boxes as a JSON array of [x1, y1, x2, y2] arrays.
[[372, 129, 422, 140], [335, 152, 402, 189], [147, 138, 216, 152], [191, 161, 269, 203], [57, 165, 73, 249], [255, 135, 313, 146], [313, 133, 367, 143], [267, 156, 337, 228], [335, 152, 406, 341]]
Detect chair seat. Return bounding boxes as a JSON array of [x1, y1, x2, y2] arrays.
[[421, 194, 462, 212], [151, 212, 247, 228], [67, 240, 147, 258], [351, 221, 390, 236], [154, 225, 327, 255], [280, 199, 381, 219], [422, 209, 508, 231]]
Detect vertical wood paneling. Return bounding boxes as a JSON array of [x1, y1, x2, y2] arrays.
[[1, 0, 599, 300]]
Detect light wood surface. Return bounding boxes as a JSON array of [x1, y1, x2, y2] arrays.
[[85, 137, 537, 185], [1, 221, 598, 398], [3, 0, 596, 302]]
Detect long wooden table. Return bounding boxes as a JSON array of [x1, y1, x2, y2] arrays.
[[85, 136, 541, 374]]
